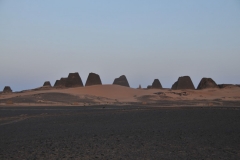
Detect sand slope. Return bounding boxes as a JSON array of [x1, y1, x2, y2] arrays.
[[0, 85, 240, 106]]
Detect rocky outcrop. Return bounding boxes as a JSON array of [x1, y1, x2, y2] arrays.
[[65, 73, 84, 87], [218, 84, 239, 89], [85, 73, 102, 86], [197, 78, 219, 89], [147, 85, 152, 89], [171, 76, 195, 90], [151, 79, 162, 89], [43, 81, 52, 87], [3, 86, 12, 93], [113, 75, 130, 87], [54, 78, 68, 88]]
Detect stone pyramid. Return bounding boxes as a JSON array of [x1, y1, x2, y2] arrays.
[[65, 72, 84, 87], [171, 76, 195, 90], [151, 79, 162, 89], [3, 86, 12, 93], [43, 81, 52, 87], [113, 75, 130, 87], [85, 73, 102, 86], [197, 78, 219, 89]]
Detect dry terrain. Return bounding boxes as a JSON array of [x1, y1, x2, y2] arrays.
[[0, 106, 240, 159], [0, 85, 240, 107]]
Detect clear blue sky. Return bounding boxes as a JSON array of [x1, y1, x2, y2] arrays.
[[1, 0, 240, 91]]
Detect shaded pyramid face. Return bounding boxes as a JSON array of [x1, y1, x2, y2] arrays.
[[43, 81, 52, 87], [85, 73, 102, 86], [3, 86, 12, 93], [171, 76, 195, 90], [151, 79, 162, 89], [54, 78, 68, 87], [171, 81, 178, 90], [113, 75, 130, 87], [197, 78, 219, 90], [54, 80, 60, 87], [65, 73, 84, 87]]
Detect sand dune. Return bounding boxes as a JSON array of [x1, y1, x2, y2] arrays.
[[0, 85, 240, 106], [61, 85, 150, 101]]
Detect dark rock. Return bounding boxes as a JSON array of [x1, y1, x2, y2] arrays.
[[65, 73, 84, 88], [147, 85, 152, 89], [197, 78, 219, 89], [3, 86, 12, 93], [54, 80, 60, 87], [54, 78, 68, 88], [113, 75, 130, 87], [218, 84, 239, 89], [171, 76, 195, 90], [43, 81, 52, 87], [85, 73, 102, 86], [151, 79, 162, 89], [171, 81, 178, 90]]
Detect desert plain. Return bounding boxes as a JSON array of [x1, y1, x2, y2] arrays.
[[0, 105, 240, 159], [1, 79, 240, 159]]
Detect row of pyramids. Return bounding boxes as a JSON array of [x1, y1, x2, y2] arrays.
[[43, 72, 220, 90], [50, 73, 130, 88], [2, 72, 237, 93]]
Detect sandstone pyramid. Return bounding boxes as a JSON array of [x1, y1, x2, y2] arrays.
[[85, 72, 102, 86], [54, 80, 60, 87], [197, 78, 219, 89], [151, 79, 162, 89], [113, 75, 130, 87], [171, 76, 195, 90], [171, 81, 178, 90], [65, 73, 84, 87], [43, 81, 52, 87], [54, 78, 68, 88], [3, 86, 12, 93]]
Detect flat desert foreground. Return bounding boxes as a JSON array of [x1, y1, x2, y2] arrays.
[[0, 106, 240, 159]]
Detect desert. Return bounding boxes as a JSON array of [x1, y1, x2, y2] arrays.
[[0, 75, 240, 107], [1, 1, 240, 159], [1, 74, 240, 158], [1, 106, 240, 159]]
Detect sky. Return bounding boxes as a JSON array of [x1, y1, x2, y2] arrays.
[[0, 0, 240, 91]]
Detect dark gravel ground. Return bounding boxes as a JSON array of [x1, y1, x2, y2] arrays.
[[0, 106, 240, 159]]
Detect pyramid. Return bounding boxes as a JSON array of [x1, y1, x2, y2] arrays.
[[171, 81, 178, 90], [65, 72, 84, 87], [43, 81, 52, 87], [151, 79, 162, 89], [54, 78, 68, 87], [85, 73, 102, 86], [197, 78, 219, 89], [171, 76, 195, 90], [3, 86, 12, 93], [113, 75, 130, 87]]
